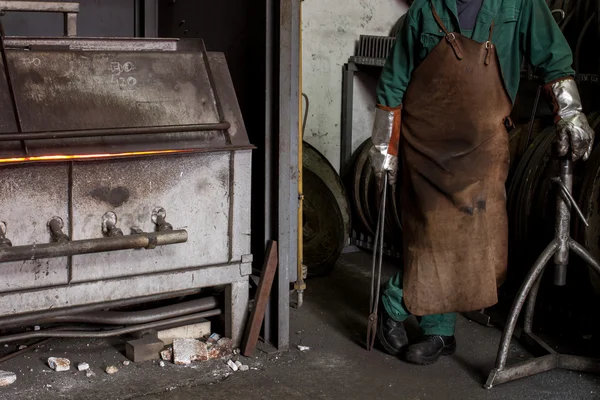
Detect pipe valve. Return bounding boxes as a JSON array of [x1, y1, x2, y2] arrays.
[[102, 212, 123, 237], [48, 217, 69, 243], [152, 207, 173, 231]]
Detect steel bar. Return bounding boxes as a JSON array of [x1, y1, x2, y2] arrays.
[[0, 230, 187, 263], [552, 177, 589, 226], [242, 241, 278, 357], [46, 297, 218, 325], [0, 123, 231, 142], [553, 160, 572, 286], [0, 1, 79, 13], [0, 288, 202, 330], [524, 275, 543, 332], [0, 309, 221, 343], [493, 240, 558, 370], [569, 239, 600, 274], [486, 355, 558, 389], [0, 338, 52, 364], [558, 355, 600, 373]]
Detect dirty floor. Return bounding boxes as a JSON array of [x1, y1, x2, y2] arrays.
[[1, 251, 598, 400]]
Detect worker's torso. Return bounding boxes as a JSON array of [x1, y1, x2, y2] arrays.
[[411, 0, 522, 100]]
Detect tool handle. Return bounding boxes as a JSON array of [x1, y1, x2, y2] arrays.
[[0, 1, 79, 37]]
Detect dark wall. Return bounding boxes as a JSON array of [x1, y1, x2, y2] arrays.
[[158, 0, 271, 270], [158, 0, 267, 145], [1, 0, 136, 37]]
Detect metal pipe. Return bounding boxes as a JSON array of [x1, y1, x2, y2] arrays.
[[494, 240, 558, 370], [0, 229, 187, 263], [553, 160, 572, 286], [524, 275, 543, 333], [0, 310, 221, 343], [0, 288, 202, 329], [46, 297, 218, 325], [0, 1, 79, 13], [0, 123, 231, 142]]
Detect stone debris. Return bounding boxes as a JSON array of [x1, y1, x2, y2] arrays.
[[207, 337, 233, 360], [173, 338, 208, 365], [207, 333, 221, 344], [77, 363, 90, 372], [159, 361, 165, 368], [34, 326, 41, 331], [18, 345, 27, 350], [48, 357, 71, 372], [0, 371, 16, 387], [105, 365, 119, 375], [160, 347, 173, 361], [239, 364, 249, 372], [122, 360, 131, 366], [297, 345, 310, 352], [86, 370, 95, 378], [227, 359, 238, 372], [234, 361, 243, 369]]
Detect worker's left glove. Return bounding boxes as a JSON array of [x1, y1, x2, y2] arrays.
[[368, 104, 402, 188], [544, 77, 595, 161]]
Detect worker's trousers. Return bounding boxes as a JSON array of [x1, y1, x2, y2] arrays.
[[381, 268, 457, 337]]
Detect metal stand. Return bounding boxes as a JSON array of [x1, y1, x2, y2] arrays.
[[485, 159, 600, 389]]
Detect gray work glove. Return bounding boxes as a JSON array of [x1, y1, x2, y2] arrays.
[[545, 78, 595, 161], [368, 105, 402, 188]]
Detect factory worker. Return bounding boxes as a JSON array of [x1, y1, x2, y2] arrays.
[[370, 0, 594, 365]]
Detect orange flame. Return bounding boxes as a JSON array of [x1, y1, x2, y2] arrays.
[[0, 149, 192, 164]]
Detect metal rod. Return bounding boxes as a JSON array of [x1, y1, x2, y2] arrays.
[[0, 288, 202, 329], [494, 240, 558, 370], [0, 338, 52, 364], [524, 274, 543, 333], [569, 239, 600, 274], [0, 1, 79, 13], [552, 177, 589, 227], [0, 123, 231, 142], [0, 309, 221, 343], [525, 85, 541, 149], [0, 22, 27, 154], [553, 160, 572, 286], [0, 229, 187, 263], [46, 297, 218, 325]]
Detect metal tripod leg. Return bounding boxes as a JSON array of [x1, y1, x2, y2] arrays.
[[486, 159, 600, 388], [485, 240, 558, 389]]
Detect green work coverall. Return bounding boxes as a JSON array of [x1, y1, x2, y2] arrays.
[[377, 0, 574, 336]]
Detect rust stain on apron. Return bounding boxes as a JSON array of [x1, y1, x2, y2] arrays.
[[401, 4, 511, 315]]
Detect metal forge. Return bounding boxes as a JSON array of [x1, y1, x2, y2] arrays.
[[0, 3, 252, 346]]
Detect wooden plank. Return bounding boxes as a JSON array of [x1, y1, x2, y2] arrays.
[[241, 240, 278, 357]]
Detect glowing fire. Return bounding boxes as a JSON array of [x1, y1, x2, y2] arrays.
[[0, 149, 192, 164]]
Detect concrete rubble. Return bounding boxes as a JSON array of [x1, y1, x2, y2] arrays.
[[0, 371, 17, 387], [160, 347, 173, 361], [105, 366, 119, 375], [123, 360, 131, 366], [77, 362, 90, 371], [48, 357, 70, 372], [86, 370, 95, 378], [172, 334, 234, 366], [227, 360, 238, 372]]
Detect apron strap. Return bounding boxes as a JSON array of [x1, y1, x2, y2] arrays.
[[430, 3, 464, 60], [485, 21, 495, 65]]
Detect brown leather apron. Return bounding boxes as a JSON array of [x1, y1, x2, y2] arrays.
[[400, 4, 511, 315]]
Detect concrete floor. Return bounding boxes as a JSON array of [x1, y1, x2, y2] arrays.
[[0, 251, 598, 399]]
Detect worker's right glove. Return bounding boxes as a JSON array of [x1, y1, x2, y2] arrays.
[[544, 77, 595, 161], [368, 104, 402, 188]]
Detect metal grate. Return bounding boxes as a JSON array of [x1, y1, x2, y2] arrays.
[[350, 35, 396, 67]]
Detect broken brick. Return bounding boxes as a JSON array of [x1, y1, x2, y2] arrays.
[[48, 357, 70, 372], [0, 371, 16, 387]]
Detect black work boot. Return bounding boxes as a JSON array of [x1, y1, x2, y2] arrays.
[[405, 335, 456, 365], [377, 306, 409, 356]]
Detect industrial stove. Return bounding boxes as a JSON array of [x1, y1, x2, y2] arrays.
[[0, 2, 252, 346]]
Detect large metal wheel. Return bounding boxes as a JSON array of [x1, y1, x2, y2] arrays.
[[302, 142, 351, 277], [302, 169, 346, 277]]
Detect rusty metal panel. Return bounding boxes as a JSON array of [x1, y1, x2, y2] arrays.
[[70, 152, 231, 282], [5, 49, 220, 132], [0, 163, 69, 292]]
